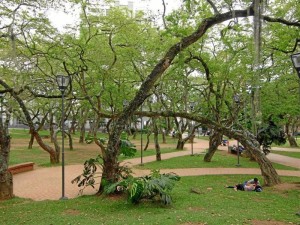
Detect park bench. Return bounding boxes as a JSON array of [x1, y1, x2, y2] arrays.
[[8, 162, 35, 175]]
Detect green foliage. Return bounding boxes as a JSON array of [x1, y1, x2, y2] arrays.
[[104, 169, 180, 205], [257, 117, 286, 153], [119, 139, 137, 157], [71, 154, 133, 194], [85, 135, 106, 145], [71, 155, 103, 192], [85, 133, 136, 157]]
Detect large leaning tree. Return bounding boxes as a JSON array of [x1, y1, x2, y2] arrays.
[[99, 0, 300, 191]]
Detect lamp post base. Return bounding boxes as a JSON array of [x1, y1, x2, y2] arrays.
[[59, 196, 68, 200], [235, 164, 241, 167]]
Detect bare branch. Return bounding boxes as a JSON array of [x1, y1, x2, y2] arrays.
[[206, 0, 220, 14]]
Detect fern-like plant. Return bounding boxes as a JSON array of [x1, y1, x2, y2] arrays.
[[104, 169, 180, 205]]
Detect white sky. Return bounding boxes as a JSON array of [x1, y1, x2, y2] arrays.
[[47, 0, 181, 31]]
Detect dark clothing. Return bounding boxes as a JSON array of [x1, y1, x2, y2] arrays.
[[227, 184, 244, 191]]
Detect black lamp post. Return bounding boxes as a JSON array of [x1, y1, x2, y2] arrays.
[[233, 94, 241, 167], [56, 75, 70, 200], [291, 52, 300, 79], [189, 102, 195, 156]]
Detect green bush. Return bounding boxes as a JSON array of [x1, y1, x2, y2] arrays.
[[104, 169, 180, 205]]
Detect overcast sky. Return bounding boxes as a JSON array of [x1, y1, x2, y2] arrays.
[[47, 0, 181, 31]]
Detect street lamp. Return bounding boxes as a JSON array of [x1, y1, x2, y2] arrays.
[[56, 75, 70, 200], [233, 94, 241, 167], [189, 102, 195, 156], [291, 52, 300, 79]]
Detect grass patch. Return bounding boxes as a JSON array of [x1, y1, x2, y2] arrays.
[[271, 150, 300, 159], [8, 132, 180, 167], [135, 150, 298, 171], [0, 175, 299, 225]]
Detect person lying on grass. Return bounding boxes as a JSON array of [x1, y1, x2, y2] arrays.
[[226, 177, 263, 192]]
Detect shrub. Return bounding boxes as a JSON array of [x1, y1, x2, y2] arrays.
[[104, 169, 181, 205]]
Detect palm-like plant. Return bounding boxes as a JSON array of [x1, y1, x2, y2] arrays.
[[104, 169, 180, 205]]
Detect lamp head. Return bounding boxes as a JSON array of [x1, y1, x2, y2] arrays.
[[189, 102, 195, 111], [56, 75, 70, 91], [291, 52, 300, 79]]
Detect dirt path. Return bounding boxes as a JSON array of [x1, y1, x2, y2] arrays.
[[13, 138, 300, 201]]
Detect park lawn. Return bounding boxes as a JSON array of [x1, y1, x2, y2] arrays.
[[270, 150, 300, 159], [8, 130, 180, 167], [0, 175, 299, 225], [9, 134, 297, 171], [134, 150, 298, 171]]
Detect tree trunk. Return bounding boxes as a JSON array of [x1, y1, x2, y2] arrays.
[[65, 131, 73, 150], [159, 123, 167, 144], [176, 139, 185, 150], [204, 131, 223, 162], [33, 130, 59, 164], [69, 117, 77, 135], [161, 129, 166, 144], [287, 134, 298, 147], [143, 132, 151, 151], [176, 132, 191, 150], [0, 113, 13, 200], [98, 150, 119, 194], [285, 123, 298, 147], [49, 112, 55, 143], [235, 130, 281, 186], [28, 133, 34, 149], [243, 142, 281, 186], [0, 170, 13, 200], [79, 122, 86, 144], [153, 119, 161, 161]]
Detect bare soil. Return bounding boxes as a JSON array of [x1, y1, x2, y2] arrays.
[[272, 182, 300, 192]]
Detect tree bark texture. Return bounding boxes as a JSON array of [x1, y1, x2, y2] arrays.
[[28, 133, 34, 149], [0, 170, 13, 200], [285, 123, 298, 147], [0, 115, 13, 200], [153, 119, 161, 161], [204, 131, 223, 162], [287, 134, 298, 147]]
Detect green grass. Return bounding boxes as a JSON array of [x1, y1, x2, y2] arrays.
[[270, 150, 300, 159], [134, 150, 298, 171], [9, 128, 51, 139], [0, 175, 299, 225], [4, 129, 300, 224]]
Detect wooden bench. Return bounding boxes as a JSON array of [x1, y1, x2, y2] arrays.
[[8, 162, 35, 175]]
